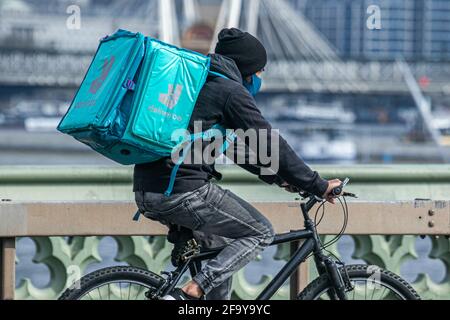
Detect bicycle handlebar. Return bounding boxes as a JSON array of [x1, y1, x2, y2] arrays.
[[299, 177, 357, 201], [331, 177, 350, 197]]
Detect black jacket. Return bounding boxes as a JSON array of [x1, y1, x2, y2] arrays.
[[133, 54, 328, 197]]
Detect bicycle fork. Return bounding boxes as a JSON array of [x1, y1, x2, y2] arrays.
[[307, 218, 352, 300], [324, 259, 350, 300]]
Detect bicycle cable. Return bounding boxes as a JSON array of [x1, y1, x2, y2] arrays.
[[325, 197, 349, 264], [319, 197, 348, 264], [322, 197, 349, 250], [304, 196, 349, 263], [314, 200, 327, 227]]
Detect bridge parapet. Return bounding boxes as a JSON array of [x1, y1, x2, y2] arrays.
[[1, 166, 450, 300]]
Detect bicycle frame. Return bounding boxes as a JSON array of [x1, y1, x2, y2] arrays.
[[157, 196, 348, 300]]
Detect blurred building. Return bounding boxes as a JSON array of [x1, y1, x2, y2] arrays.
[[0, 0, 449, 164], [0, 0, 161, 53], [290, 0, 450, 61]]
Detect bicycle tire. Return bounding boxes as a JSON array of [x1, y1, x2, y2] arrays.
[[59, 266, 165, 300], [297, 264, 421, 300]]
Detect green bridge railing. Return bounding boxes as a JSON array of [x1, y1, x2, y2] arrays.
[[1, 165, 450, 300], [2, 165, 450, 202]]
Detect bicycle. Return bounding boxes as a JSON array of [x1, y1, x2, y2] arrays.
[[59, 180, 421, 300]]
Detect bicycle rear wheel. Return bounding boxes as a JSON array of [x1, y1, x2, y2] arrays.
[[298, 265, 420, 300], [59, 266, 165, 300]]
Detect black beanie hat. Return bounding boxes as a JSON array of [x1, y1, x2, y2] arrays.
[[215, 28, 267, 77]]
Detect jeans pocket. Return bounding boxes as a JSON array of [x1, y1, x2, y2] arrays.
[[147, 199, 204, 231], [204, 183, 227, 208], [196, 183, 211, 199], [179, 199, 206, 230], [144, 200, 186, 215]]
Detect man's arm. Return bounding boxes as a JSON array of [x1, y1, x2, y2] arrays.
[[223, 90, 329, 197], [224, 136, 286, 186]]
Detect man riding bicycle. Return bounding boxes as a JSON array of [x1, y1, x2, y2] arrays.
[[134, 28, 342, 300]]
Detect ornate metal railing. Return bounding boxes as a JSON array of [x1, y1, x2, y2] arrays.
[[1, 200, 450, 300], [1, 166, 450, 300], [10, 234, 450, 300]]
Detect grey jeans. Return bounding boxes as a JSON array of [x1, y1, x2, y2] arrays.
[[135, 183, 275, 300]]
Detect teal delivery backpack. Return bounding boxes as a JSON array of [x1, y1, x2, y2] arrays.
[[58, 29, 234, 196]]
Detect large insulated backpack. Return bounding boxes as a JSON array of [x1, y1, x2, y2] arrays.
[[58, 29, 235, 197]]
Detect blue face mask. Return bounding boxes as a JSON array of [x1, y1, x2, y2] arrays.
[[243, 74, 262, 97]]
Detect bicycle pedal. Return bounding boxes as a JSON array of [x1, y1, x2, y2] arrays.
[[161, 271, 173, 280], [179, 239, 201, 261], [181, 248, 201, 261]]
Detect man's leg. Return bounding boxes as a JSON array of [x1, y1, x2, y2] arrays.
[[136, 184, 275, 298], [185, 184, 275, 297], [204, 276, 233, 301], [168, 228, 233, 300], [194, 232, 233, 300]]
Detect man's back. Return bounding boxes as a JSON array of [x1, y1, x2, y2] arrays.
[[134, 28, 339, 301], [133, 54, 246, 194]]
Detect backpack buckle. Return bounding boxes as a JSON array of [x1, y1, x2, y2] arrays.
[[123, 79, 136, 91]]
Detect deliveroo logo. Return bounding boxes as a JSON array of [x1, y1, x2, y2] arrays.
[[147, 84, 184, 122], [89, 56, 116, 95], [159, 84, 183, 109]]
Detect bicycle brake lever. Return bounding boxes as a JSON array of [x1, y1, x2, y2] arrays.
[[343, 192, 358, 198]]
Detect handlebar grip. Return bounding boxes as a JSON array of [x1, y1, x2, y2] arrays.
[[331, 187, 343, 197]]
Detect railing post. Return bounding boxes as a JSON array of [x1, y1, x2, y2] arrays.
[[289, 239, 309, 300], [0, 238, 16, 300]]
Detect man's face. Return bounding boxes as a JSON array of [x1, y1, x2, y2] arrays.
[[245, 70, 263, 83]]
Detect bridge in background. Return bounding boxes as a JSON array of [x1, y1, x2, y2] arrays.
[[1, 0, 450, 94]]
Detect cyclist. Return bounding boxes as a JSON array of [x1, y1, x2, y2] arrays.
[[134, 28, 342, 300]]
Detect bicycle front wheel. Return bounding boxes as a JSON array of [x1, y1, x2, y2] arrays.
[[298, 265, 420, 300], [59, 266, 165, 300]]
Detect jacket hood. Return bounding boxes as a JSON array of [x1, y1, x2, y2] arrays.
[[208, 54, 243, 83]]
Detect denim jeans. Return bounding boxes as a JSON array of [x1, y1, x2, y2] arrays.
[[135, 183, 275, 300]]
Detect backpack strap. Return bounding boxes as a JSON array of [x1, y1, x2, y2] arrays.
[[133, 210, 142, 222], [133, 70, 233, 220], [165, 141, 194, 197], [164, 124, 237, 197], [208, 70, 229, 79], [163, 70, 231, 197], [220, 127, 238, 155]]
